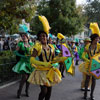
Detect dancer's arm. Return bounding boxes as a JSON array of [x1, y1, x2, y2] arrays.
[[82, 51, 90, 62], [30, 48, 52, 67], [14, 43, 28, 58]]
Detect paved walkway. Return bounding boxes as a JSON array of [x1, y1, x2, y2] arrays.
[[0, 63, 100, 100]]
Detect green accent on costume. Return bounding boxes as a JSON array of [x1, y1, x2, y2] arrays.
[[12, 58, 34, 74], [64, 57, 72, 71], [76, 46, 80, 54], [91, 59, 100, 71], [75, 38, 79, 43], [52, 44, 60, 55], [52, 44, 56, 48], [52, 63, 59, 68], [12, 41, 34, 74], [17, 42, 33, 55], [14, 51, 27, 58], [79, 47, 84, 59], [79, 46, 88, 59]]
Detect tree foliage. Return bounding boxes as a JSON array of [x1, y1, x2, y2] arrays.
[[84, 0, 100, 27], [0, 0, 36, 34], [31, 0, 85, 36]]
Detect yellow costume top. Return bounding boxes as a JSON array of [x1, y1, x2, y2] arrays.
[[79, 43, 100, 75], [83, 43, 100, 60], [28, 41, 66, 86]]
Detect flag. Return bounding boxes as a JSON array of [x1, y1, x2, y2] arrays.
[[89, 54, 100, 79], [62, 43, 71, 57], [64, 57, 74, 75]]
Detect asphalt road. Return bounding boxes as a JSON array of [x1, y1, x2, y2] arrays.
[[0, 62, 100, 100]]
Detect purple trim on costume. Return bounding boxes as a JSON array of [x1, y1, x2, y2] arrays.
[[62, 45, 71, 57], [74, 52, 79, 60], [91, 69, 100, 77]]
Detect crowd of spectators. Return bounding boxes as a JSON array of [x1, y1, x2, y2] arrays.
[[0, 36, 36, 51], [0, 37, 19, 51]]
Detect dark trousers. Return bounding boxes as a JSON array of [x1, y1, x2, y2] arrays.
[[59, 63, 65, 77], [38, 85, 52, 100], [17, 74, 30, 97], [84, 75, 96, 98]]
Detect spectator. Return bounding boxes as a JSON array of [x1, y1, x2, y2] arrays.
[[3, 37, 10, 50], [0, 37, 4, 51]]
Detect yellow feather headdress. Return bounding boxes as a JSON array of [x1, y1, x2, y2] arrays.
[[89, 22, 100, 36], [38, 16, 51, 35], [57, 33, 65, 40]]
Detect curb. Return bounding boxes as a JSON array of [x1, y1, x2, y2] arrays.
[[0, 80, 20, 89]]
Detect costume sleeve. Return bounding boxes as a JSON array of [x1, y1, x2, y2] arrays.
[[85, 43, 90, 52], [17, 41, 23, 48], [14, 42, 27, 58], [82, 44, 90, 62], [29, 42, 34, 46], [14, 51, 27, 58], [30, 57, 52, 67], [30, 41, 42, 56], [82, 52, 90, 62], [79, 48, 84, 59], [97, 43, 100, 53]]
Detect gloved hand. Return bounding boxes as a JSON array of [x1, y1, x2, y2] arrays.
[[30, 57, 52, 67]]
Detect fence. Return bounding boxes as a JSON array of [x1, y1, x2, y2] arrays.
[[0, 62, 20, 85], [0, 50, 20, 86]]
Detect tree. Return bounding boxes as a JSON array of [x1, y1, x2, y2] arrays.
[[30, 0, 85, 36], [0, 0, 36, 34], [84, 0, 100, 26]]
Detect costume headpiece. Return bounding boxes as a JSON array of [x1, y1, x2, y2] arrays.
[[18, 24, 30, 38], [49, 33, 53, 39], [89, 22, 100, 36], [57, 33, 65, 40], [38, 16, 51, 35], [75, 38, 79, 43], [84, 38, 91, 42]]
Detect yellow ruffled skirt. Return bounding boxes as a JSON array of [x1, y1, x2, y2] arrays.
[[78, 62, 90, 75], [28, 67, 62, 87]]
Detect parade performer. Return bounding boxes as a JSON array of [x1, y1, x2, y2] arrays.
[[57, 33, 74, 77], [28, 16, 67, 100], [28, 31, 67, 100], [79, 38, 91, 91], [62, 40, 75, 76], [75, 42, 80, 65], [12, 24, 34, 98], [79, 23, 100, 100], [71, 40, 79, 65], [56, 33, 66, 77]]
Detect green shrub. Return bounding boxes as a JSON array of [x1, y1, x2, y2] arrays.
[[0, 50, 18, 84], [0, 50, 16, 64]]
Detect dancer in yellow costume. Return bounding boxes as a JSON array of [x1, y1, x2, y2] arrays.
[[57, 33, 66, 77], [80, 34, 100, 100], [57, 33, 74, 77], [28, 31, 67, 100], [82, 23, 100, 100]]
